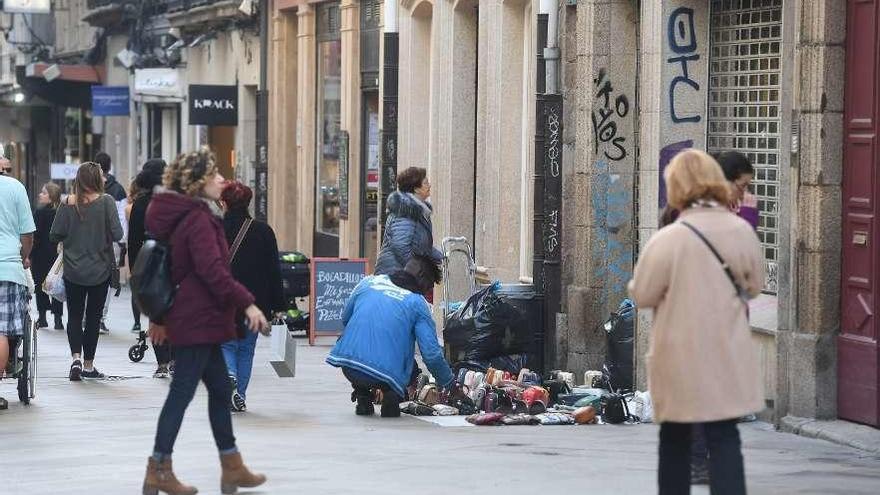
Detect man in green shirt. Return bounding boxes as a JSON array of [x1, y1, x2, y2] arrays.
[[0, 171, 36, 409]]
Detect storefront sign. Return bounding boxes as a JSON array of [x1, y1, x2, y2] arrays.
[[134, 68, 183, 97], [50, 163, 79, 180], [91, 86, 130, 116], [338, 131, 350, 220], [309, 258, 369, 344], [188, 84, 238, 126], [2, 0, 51, 14]]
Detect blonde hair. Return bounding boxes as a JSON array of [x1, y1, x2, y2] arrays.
[[42, 182, 62, 208], [163, 149, 219, 197], [665, 149, 731, 210]]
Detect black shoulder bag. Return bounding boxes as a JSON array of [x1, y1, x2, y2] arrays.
[[679, 221, 750, 304]]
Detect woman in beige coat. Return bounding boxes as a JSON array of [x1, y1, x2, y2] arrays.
[[629, 149, 764, 495]]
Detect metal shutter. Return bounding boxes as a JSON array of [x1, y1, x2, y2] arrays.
[[708, 0, 784, 293]]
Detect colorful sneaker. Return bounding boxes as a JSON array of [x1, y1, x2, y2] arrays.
[[80, 368, 106, 380], [232, 392, 247, 412], [69, 359, 83, 381]]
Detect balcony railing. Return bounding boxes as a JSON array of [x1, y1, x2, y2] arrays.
[[166, 0, 228, 13]]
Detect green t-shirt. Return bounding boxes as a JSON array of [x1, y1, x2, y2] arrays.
[[0, 176, 36, 287]]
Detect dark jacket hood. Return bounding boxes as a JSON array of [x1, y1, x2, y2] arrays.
[[386, 191, 432, 222], [146, 190, 208, 240]]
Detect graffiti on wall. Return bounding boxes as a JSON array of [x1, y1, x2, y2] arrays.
[[544, 98, 563, 260], [592, 69, 631, 161], [667, 7, 701, 124], [591, 160, 633, 297], [658, 140, 694, 208]]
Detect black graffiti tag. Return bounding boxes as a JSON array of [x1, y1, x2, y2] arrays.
[[667, 7, 701, 124], [592, 69, 630, 161]]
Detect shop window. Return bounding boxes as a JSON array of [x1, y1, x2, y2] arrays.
[[315, 2, 342, 253]]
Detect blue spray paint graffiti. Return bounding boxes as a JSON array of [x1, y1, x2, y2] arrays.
[[658, 140, 694, 208], [591, 160, 633, 300], [667, 7, 701, 124]]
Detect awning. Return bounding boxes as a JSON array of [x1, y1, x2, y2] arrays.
[[18, 63, 107, 109]]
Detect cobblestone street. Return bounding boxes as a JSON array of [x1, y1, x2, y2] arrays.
[[0, 292, 878, 494]]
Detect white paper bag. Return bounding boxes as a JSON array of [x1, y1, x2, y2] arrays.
[[269, 323, 296, 378], [43, 253, 65, 303]]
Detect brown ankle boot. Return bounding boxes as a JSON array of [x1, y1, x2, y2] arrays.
[[219, 452, 266, 494], [143, 457, 198, 495]]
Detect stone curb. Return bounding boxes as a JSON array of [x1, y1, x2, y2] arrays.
[[779, 415, 880, 455]]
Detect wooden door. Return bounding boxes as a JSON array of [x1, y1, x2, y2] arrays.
[[840, 0, 880, 427], [209, 126, 236, 180]]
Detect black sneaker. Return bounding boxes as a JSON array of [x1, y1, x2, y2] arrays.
[[99, 322, 109, 335], [80, 368, 106, 380], [36, 318, 48, 329], [153, 365, 170, 379], [232, 391, 247, 412], [54, 316, 64, 330], [132, 322, 142, 334], [69, 360, 82, 381]]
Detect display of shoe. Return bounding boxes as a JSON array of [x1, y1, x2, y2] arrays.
[[99, 322, 109, 334], [36, 317, 48, 329], [80, 368, 106, 380], [132, 322, 142, 334], [153, 365, 170, 379], [69, 359, 82, 381]]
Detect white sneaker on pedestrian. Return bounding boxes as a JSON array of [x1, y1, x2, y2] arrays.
[[99, 322, 109, 334]]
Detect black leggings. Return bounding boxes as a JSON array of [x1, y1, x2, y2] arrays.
[[659, 419, 746, 495], [65, 278, 110, 361]]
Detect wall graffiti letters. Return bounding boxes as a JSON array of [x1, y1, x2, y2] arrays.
[[667, 7, 701, 124], [592, 69, 630, 161], [547, 106, 562, 178]]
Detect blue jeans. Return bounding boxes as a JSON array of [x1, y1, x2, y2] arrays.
[[221, 330, 258, 399], [153, 344, 236, 456]]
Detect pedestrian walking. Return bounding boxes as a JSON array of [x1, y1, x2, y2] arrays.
[[31, 182, 64, 330], [629, 149, 764, 495], [49, 162, 123, 381], [95, 152, 127, 334], [142, 150, 268, 495], [219, 181, 284, 412], [127, 159, 174, 378], [0, 171, 35, 410], [374, 167, 443, 302]]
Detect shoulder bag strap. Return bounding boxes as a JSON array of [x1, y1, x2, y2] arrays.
[[679, 221, 748, 302], [228, 218, 253, 264]]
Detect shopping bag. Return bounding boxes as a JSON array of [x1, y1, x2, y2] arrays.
[[269, 322, 296, 378], [43, 253, 65, 303]]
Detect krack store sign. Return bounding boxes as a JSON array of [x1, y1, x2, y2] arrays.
[[188, 85, 238, 126]]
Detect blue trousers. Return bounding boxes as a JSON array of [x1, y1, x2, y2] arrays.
[[153, 344, 236, 456], [221, 330, 258, 399]]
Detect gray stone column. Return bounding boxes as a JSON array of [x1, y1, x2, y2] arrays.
[[776, 0, 845, 421]]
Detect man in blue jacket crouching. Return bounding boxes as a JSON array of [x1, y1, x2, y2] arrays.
[[326, 255, 456, 417]]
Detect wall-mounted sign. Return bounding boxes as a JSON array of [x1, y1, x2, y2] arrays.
[[338, 131, 349, 220], [91, 86, 130, 116], [134, 68, 183, 97], [50, 163, 80, 180], [2, 0, 51, 14], [188, 84, 238, 126]]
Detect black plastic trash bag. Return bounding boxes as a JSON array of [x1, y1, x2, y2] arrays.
[[454, 354, 531, 376], [603, 298, 635, 392], [444, 285, 534, 363]]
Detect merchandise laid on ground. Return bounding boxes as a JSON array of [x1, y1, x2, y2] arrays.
[[411, 258, 650, 425]]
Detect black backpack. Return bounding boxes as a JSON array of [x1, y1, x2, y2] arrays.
[[131, 239, 175, 322]]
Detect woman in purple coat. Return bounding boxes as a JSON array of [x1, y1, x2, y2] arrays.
[[142, 150, 269, 495]]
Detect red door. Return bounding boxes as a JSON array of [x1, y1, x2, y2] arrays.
[[840, 0, 880, 427]]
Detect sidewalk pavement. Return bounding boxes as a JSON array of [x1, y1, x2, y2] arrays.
[[1, 290, 879, 495]]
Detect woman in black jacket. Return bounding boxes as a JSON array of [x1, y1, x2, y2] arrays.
[[220, 181, 284, 412], [127, 159, 174, 378], [31, 182, 63, 329]]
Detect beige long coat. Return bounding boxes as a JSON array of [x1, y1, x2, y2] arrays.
[[628, 206, 765, 423]]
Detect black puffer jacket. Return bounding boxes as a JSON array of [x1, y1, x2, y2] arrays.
[[375, 191, 442, 275]]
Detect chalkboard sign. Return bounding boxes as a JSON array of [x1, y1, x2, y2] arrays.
[[309, 257, 370, 344]]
